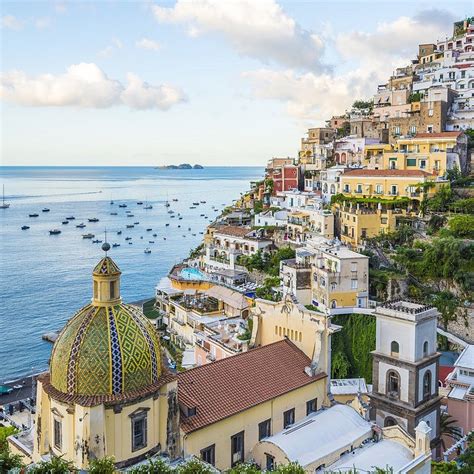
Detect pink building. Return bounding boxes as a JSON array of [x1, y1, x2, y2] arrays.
[[446, 345, 474, 436]]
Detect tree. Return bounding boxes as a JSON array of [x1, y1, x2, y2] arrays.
[[29, 455, 77, 473], [0, 449, 24, 472], [273, 462, 306, 473], [89, 456, 116, 474], [432, 461, 459, 473], [433, 292, 461, 331], [128, 457, 172, 474], [427, 186, 454, 212], [427, 215, 447, 235], [176, 458, 213, 474], [449, 215, 474, 238], [332, 350, 350, 378], [433, 413, 463, 453], [0, 425, 17, 453], [227, 463, 261, 474]]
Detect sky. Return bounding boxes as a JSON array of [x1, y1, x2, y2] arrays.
[[1, 0, 472, 166]]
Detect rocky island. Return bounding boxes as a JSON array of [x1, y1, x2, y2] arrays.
[[157, 163, 204, 170]]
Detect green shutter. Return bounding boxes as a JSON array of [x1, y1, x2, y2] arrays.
[[406, 158, 417, 166]]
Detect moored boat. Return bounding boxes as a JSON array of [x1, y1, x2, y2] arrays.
[[82, 233, 95, 239], [42, 208, 50, 212], [144, 248, 151, 254], [0, 185, 10, 209], [29, 213, 39, 217], [88, 218, 99, 222], [21, 225, 30, 230], [76, 223, 86, 228], [65, 216, 75, 220], [62, 221, 69, 225], [49, 229, 61, 235], [119, 204, 127, 208]]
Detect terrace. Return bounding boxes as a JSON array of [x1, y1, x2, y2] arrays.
[[171, 293, 221, 315]]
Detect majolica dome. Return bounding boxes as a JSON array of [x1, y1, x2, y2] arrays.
[[50, 255, 162, 397]]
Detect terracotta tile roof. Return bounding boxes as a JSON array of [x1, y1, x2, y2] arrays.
[[39, 371, 176, 407], [215, 226, 252, 238], [343, 169, 433, 177], [177, 339, 327, 433], [413, 131, 462, 139]]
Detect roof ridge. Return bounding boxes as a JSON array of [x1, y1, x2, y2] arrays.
[[177, 338, 307, 379]]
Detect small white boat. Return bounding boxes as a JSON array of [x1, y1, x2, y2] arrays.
[[49, 229, 61, 235], [144, 248, 151, 254], [82, 233, 95, 239], [76, 223, 86, 228]]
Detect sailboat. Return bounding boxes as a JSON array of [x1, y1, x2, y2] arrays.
[[0, 185, 10, 209], [144, 195, 153, 210]]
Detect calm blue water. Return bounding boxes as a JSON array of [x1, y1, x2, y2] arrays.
[[0, 166, 263, 382]]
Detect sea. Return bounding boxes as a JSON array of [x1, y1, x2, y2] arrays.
[[0, 166, 264, 382]]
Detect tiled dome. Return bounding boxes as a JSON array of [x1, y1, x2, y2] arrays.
[[50, 255, 161, 397]]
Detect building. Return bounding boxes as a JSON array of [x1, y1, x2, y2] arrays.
[[334, 136, 380, 166], [15, 250, 179, 469], [389, 132, 468, 176], [319, 165, 347, 203], [194, 317, 249, 366], [310, 242, 369, 312], [330, 378, 370, 405], [254, 209, 288, 228], [177, 339, 328, 471], [266, 158, 300, 194], [285, 208, 334, 243], [370, 301, 442, 441], [446, 345, 474, 436], [252, 404, 433, 473], [335, 169, 442, 247], [203, 226, 273, 272]]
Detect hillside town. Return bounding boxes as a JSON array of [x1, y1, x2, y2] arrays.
[[1, 15, 474, 474]]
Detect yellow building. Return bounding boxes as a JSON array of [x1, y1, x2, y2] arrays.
[[335, 169, 443, 246], [21, 248, 179, 470], [177, 339, 328, 471]]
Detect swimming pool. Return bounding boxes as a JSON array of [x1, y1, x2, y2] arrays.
[[179, 267, 209, 281]]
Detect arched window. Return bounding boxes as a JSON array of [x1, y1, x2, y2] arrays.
[[423, 341, 429, 357], [331, 282, 337, 291], [331, 300, 337, 309], [423, 371, 431, 398], [390, 341, 400, 357], [387, 370, 400, 398], [330, 184, 336, 194], [384, 417, 397, 427], [323, 183, 328, 193]]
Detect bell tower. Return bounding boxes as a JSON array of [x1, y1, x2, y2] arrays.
[[92, 242, 122, 306], [370, 300, 441, 442]]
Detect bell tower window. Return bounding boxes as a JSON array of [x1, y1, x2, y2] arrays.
[[423, 341, 429, 357], [110, 281, 116, 299], [423, 371, 431, 399], [387, 370, 400, 398], [390, 341, 399, 358]]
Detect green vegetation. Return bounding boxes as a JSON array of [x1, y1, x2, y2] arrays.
[[238, 247, 295, 277], [336, 122, 351, 138], [29, 455, 77, 473], [143, 299, 161, 320], [129, 457, 173, 473], [237, 318, 253, 341], [255, 277, 282, 302], [352, 99, 373, 113], [253, 200, 264, 214], [0, 425, 23, 472], [408, 91, 422, 103], [189, 243, 204, 259], [176, 458, 213, 474], [89, 456, 116, 474], [331, 314, 376, 382], [0, 425, 17, 453], [331, 193, 410, 206], [305, 304, 323, 313], [161, 337, 185, 372], [432, 431, 474, 473], [229, 462, 305, 473], [449, 214, 474, 238]]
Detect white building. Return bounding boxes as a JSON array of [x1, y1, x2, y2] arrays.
[[319, 165, 348, 203], [254, 209, 288, 228]]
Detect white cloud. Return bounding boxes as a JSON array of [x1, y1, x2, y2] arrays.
[[0, 63, 186, 110], [243, 9, 455, 121], [98, 38, 123, 58], [121, 73, 187, 110], [136, 37, 161, 51], [152, 0, 325, 71], [1, 15, 24, 31], [35, 17, 52, 30]]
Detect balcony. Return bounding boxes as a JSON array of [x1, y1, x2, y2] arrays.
[[210, 255, 230, 264]]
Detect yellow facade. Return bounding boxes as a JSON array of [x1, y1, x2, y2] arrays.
[[184, 380, 327, 471], [340, 173, 438, 201]]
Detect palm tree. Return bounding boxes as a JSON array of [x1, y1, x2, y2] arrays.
[[434, 412, 463, 453]]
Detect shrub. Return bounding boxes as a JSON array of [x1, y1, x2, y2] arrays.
[[29, 455, 77, 473], [89, 456, 116, 474], [449, 214, 474, 238], [128, 457, 172, 474]]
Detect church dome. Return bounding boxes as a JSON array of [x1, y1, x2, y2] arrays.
[[50, 255, 162, 397]]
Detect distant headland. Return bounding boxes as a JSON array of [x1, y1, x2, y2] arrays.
[[156, 163, 204, 170]]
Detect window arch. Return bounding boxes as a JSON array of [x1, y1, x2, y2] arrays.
[[423, 371, 431, 398], [390, 341, 400, 357], [386, 370, 400, 398], [330, 184, 336, 195], [331, 300, 337, 309], [423, 341, 429, 357], [384, 417, 397, 427]]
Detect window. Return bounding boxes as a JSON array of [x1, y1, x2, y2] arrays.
[[423, 341, 429, 357], [94, 280, 98, 299], [390, 185, 398, 195], [266, 454, 275, 471], [53, 419, 62, 450], [387, 370, 400, 398], [384, 417, 397, 427], [231, 431, 244, 467], [330, 282, 337, 291], [389, 159, 397, 169], [306, 398, 318, 415], [428, 109, 434, 117], [407, 158, 417, 166], [258, 419, 271, 441], [356, 184, 362, 193], [283, 408, 295, 428], [409, 125, 417, 134], [344, 184, 350, 192], [375, 184, 383, 194], [131, 414, 147, 452], [394, 126, 401, 135], [351, 279, 358, 290], [423, 371, 431, 398], [110, 281, 116, 299], [201, 445, 215, 466], [391, 341, 399, 357], [419, 159, 426, 169]]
